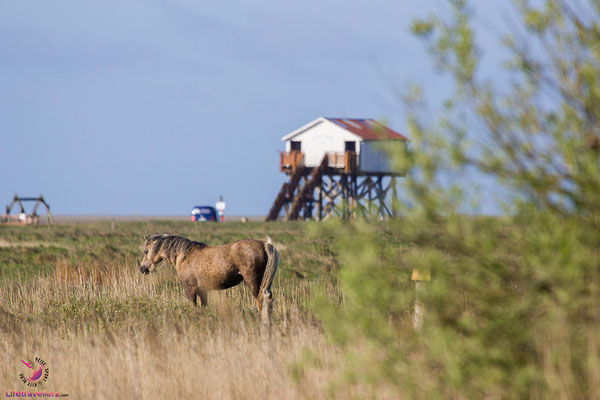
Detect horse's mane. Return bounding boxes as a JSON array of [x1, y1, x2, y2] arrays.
[[149, 234, 206, 262]]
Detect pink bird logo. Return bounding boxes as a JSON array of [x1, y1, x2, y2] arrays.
[[21, 359, 45, 382]]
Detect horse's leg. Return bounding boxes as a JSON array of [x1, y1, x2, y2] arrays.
[[197, 290, 208, 307], [183, 276, 198, 306], [183, 284, 197, 306], [240, 268, 262, 311]]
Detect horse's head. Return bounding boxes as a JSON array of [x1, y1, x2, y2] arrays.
[[138, 235, 163, 275]]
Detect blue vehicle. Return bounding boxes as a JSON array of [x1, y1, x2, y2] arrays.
[[190, 206, 218, 222]]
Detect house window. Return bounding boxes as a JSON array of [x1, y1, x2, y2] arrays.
[[291, 141, 301, 151], [345, 141, 356, 152]]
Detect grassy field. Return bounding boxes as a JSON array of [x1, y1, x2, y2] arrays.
[[0, 220, 357, 399], [2, 218, 597, 398]]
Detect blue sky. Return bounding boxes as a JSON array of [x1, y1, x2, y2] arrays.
[[0, 1, 507, 216]]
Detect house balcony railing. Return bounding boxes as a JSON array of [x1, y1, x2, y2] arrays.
[[280, 150, 304, 173], [280, 150, 357, 174]]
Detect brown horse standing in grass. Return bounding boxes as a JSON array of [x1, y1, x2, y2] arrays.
[[138, 234, 278, 310]]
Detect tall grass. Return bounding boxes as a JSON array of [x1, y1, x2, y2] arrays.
[[0, 253, 347, 399]]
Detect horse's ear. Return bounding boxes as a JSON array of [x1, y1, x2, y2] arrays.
[[143, 235, 149, 242]]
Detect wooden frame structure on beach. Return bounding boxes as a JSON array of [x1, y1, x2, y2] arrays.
[[1, 194, 52, 224]]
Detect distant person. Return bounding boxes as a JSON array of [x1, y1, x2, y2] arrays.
[[215, 195, 226, 222]]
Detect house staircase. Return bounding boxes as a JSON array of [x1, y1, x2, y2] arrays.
[[266, 155, 328, 221], [265, 165, 304, 221]]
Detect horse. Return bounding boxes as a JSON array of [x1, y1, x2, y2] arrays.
[[138, 234, 278, 310]]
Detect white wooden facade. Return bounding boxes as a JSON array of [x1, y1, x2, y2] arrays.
[[281, 117, 407, 174]]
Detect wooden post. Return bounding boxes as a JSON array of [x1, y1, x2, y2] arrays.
[[414, 281, 424, 330], [261, 289, 273, 338], [411, 268, 431, 331]]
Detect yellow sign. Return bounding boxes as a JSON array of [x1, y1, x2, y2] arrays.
[[411, 268, 431, 281]]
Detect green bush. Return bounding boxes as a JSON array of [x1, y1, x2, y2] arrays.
[[315, 1, 600, 398]]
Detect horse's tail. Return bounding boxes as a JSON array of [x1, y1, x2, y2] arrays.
[[258, 236, 279, 305]]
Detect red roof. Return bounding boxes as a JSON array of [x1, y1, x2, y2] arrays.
[[326, 118, 408, 141]]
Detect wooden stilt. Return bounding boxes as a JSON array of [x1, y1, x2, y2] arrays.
[[266, 154, 404, 221]]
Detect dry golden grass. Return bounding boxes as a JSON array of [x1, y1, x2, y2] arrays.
[[0, 256, 353, 399]]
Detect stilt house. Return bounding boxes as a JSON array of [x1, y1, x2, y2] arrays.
[[267, 117, 408, 221]]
